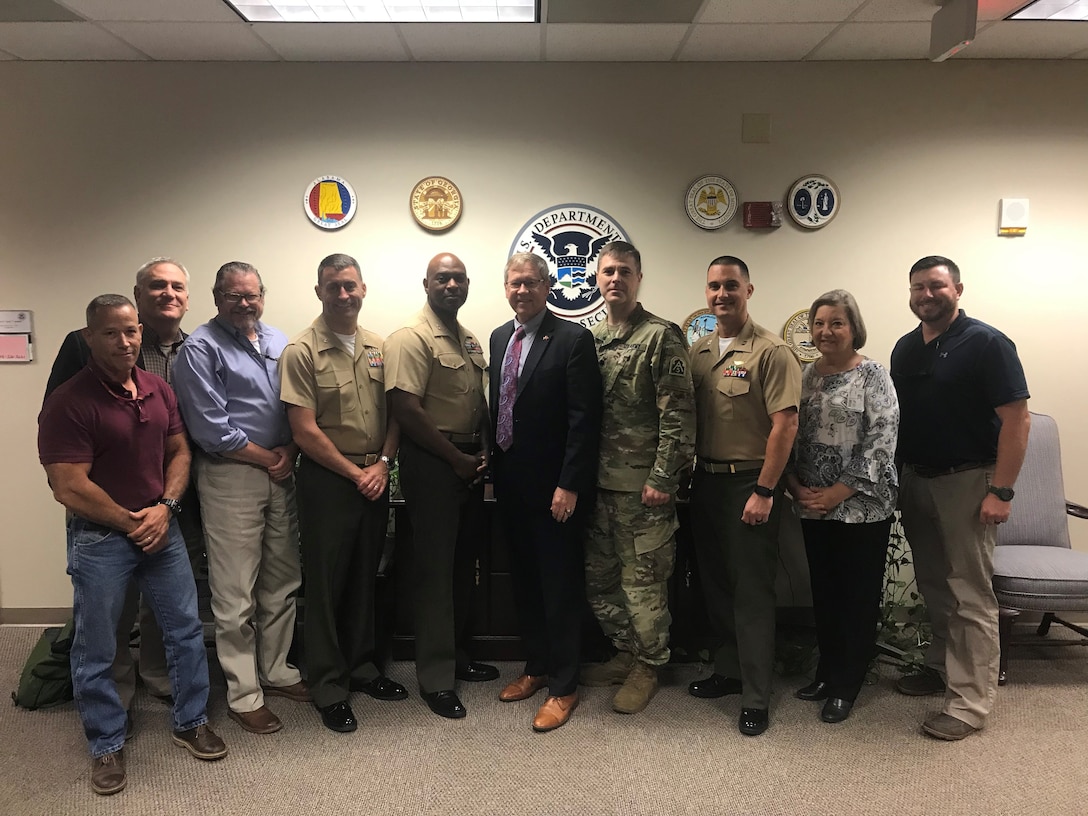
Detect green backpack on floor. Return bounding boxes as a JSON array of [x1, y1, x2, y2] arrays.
[[11, 620, 75, 710]]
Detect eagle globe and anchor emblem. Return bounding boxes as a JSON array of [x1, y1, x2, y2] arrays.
[[508, 204, 631, 328]]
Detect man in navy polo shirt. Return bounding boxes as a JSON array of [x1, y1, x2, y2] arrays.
[[891, 256, 1030, 742], [38, 295, 227, 796]]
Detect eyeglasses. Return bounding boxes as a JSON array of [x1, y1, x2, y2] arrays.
[[220, 291, 264, 304], [505, 279, 547, 292]]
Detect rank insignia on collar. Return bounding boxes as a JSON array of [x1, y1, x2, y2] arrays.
[[722, 363, 748, 378], [465, 338, 483, 354], [366, 349, 384, 367], [669, 357, 686, 376]]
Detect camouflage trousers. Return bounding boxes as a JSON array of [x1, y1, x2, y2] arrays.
[[585, 488, 677, 666]]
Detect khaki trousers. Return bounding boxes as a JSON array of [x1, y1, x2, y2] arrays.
[[195, 456, 302, 713], [900, 465, 999, 729]]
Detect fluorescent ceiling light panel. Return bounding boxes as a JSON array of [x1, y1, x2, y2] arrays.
[[224, 0, 536, 21], [1010, 0, 1088, 20]]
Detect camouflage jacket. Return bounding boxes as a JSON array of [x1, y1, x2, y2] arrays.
[[592, 304, 696, 494]]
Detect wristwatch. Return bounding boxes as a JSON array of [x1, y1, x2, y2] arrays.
[[987, 485, 1015, 502], [379, 455, 392, 469], [157, 498, 182, 516], [752, 484, 774, 499]]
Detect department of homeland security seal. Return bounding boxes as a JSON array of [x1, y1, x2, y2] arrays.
[[508, 204, 631, 328], [410, 176, 462, 232], [304, 175, 357, 230]]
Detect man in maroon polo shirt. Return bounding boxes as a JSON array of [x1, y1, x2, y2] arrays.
[[38, 294, 227, 796]]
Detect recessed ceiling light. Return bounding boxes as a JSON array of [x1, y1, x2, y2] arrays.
[[224, 0, 537, 23], [1009, 0, 1088, 21]]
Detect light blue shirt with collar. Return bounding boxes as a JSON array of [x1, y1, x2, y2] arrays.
[[173, 316, 291, 455]]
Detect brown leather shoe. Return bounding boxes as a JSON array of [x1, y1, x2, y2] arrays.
[[172, 724, 228, 760], [90, 750, 126, 796], [532, 693, 579, 732], [261, 680, 312, 703], [228, 705, 282, 734], [499, 674, 548, 702]]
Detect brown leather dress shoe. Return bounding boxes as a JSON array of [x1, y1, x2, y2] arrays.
[[499, 674, 548, 702], [228, 705, 283, 734], [532, 693, 578, 732], [91, 750, 126, 796], [261, 680, 312, 703]]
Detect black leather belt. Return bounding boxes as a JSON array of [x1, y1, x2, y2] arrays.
[[910, 461, 995, 479]]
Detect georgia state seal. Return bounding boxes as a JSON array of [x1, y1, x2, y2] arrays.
[[507, 204, 631, 328]]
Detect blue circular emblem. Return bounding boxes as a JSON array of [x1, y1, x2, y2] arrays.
[[786, 175, 840, 229], [508, 204, 631, 327]]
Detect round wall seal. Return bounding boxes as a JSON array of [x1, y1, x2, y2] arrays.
[[304, 176, 357, 230], [685, 175, 739, 230], [786, 175, 839, 229], [682, 308, 718, 348], [782, 309, 821, 363], [508, 204, 631, 328], [410, 176, 462, 232]]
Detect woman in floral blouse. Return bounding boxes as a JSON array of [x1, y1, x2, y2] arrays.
[[786, 289, 899, 724]]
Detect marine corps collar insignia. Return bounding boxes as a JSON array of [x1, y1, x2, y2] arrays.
[[366, 349, 384, 367]]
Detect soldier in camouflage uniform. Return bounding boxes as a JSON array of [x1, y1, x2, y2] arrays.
[[581, 241, 696, 714]]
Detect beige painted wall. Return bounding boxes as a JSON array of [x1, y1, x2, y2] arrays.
[[1, 60, 1085, 616]]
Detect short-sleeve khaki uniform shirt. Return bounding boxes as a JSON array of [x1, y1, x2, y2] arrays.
[[383, 304, 486, 435], [690, 318, 801, 462], [279, 315, 387, 458]]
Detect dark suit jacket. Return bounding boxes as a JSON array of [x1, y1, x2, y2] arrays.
[[489, 311, 602, 506]]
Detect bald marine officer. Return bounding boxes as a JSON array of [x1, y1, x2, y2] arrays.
[[384, 252, 499, 720]]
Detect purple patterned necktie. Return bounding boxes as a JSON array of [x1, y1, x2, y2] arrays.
[[496, 326, 524, 452]]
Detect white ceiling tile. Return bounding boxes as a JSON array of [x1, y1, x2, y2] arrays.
[[679, 23, 838, 61], [994, 0, 1063, 20], [854, 0, 937, 23], [58, 0, 240, 23], [102, 21, 279, 60], [961, 19, 1088, 56], [545, 23, 688, 61], [0, 21, 148, 59], [699, 0, 867, 24], [252, 21, 409, 59], [811, 21, 931, 59], [398, 22, 539, 59]]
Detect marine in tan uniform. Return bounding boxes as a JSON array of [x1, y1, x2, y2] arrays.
[[279, 253, 403, 734], [687, 255, 801, 737], [384, 252, 498, 720], [580, 241, 695, 715]]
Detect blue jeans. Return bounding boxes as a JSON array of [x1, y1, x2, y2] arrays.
[[67, 516, 210, 757]]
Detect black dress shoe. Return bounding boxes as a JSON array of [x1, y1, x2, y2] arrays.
[[688, 673, 742, 699], [317, 701, 358, 733], [351, 676, 409, 701], [422, 690, 467, 719], [455, 662, 500, 683], [821, 697, 853, 724], [738, 707, 769, 736], [795, 680, 830, 701]]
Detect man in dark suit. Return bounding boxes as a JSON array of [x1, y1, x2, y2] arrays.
[[489, 252, 603, 732]]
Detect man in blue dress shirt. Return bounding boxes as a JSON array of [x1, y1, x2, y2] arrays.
[[173, 261, 310, 736]]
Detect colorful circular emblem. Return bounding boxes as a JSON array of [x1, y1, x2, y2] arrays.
[[685, 175, 739, 230], [683, 308, 718, 348], [786, 174, 839, 229], [303, 175, 357, 230], [782, 309, 821, 363], [410, 176, 462, 232], [508, 204, 631, 328]]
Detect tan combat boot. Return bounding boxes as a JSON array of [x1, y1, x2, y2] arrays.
[[580, 651, 635, 687], [612, 662, 658, 714]]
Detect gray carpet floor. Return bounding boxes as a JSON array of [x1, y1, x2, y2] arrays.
[[3, 624, 1088, 815]]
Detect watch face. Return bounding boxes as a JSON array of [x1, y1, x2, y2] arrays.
[[989, 486, 1014, 501]]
